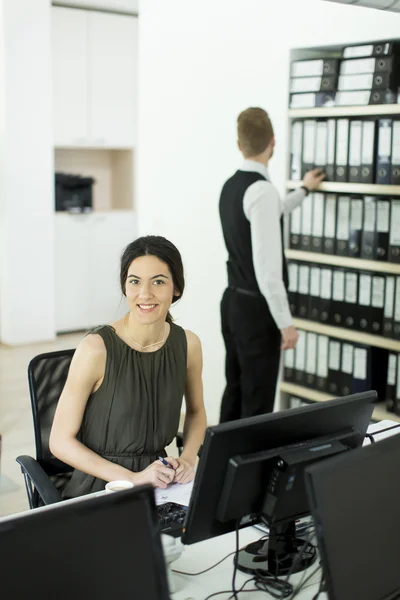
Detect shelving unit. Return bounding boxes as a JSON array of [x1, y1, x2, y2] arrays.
[[282, 39, 400, 421], [287, 180, 400, 195], [280, 382, 400, 423], [286, 249, 400, 274]]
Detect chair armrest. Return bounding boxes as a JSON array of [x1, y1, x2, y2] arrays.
[[16, 455, 62, 506]]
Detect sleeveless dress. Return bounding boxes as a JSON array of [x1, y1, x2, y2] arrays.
[[62, 323, 187, 499]]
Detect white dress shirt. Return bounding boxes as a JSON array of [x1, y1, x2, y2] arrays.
[[241, 159, 306, 330]]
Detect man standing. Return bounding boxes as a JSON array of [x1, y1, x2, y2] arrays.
[[219, 107, 324, 422]]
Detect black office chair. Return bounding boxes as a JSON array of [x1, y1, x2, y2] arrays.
[[17, 349, 184, 509]]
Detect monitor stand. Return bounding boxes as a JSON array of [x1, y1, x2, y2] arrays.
[[236, 520, 316, 577]]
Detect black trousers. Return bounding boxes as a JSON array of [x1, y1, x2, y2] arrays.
[[220, 287, 281, 423]]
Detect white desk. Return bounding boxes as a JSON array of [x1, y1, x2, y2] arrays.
[[172, 527, 327, 600]]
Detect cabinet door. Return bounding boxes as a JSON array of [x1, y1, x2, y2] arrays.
[[86, 212, 137, 327], [55, 214, 90, 332], [52, 7, 89, 146], [88, 13, 138, 148]]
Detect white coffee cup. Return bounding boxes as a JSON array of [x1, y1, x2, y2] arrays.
[[105, 480, 134, 493]]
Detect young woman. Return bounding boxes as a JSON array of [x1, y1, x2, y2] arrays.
[[50, 235, 207, 497]]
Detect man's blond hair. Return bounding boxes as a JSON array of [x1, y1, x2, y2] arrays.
[[237, 107, 274, 158]]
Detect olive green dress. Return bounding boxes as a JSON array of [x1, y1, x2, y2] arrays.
[[63, 323, 187, 499]]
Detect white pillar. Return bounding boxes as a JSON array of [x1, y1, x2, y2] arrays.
[[0, 0, 55, 344]]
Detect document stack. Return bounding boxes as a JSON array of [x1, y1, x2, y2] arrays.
[[283, 38, 400, 422]]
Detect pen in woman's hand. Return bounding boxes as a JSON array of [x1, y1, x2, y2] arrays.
[[158, 456, 174, 469]]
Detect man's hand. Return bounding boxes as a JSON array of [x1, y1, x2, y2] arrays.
[[303, 168, 326, 191], [280, 325, 299, 350]]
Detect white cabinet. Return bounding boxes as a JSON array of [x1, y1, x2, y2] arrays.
[[52, 7, 138, 148], [88, 13, 138, 148], [52, 8, 89, 146], [55, 211, 137, 332]]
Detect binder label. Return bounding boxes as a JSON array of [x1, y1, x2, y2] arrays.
[[336, 91, 371, 106], [288, 264, 299, 292], [345, 273, 357, 303], [349, 121, 362, 167], [341, 344, 354, 375], [291, 207, 301, 235], [315, 122, 328, 166], [312, 193, 324, 237], [317, 335, 329, 378], [397, 356, 400, 399], [291, 59, 324, 77], [284, 348, 295, 369], [310, 267, 321, 297], [320, 269, 332, 300], [306, 332, 317, 375], [359, 274, 372, 306], [363, 197, 376, 232], [378, 120, 392, 161], [372, 277, 385, 309], [337, 197, 350, 241], [343, 45, 374, 59], [291, 76, 322, 93], [328, 341, 341, 371], [361, 121, 375, 165], [354, 348, 367, 381], [333, 271, 345, 301], [304, 120, 317, 164], [395, 278, 400, 322], [327, 120, 336, 166], [295, 333, 306, 371], [291, 122, 303, 181], [299, 266, 310, 294], [377, 200, 390, 233], [340, 57, 375, 75], [392, 121, 400, 163], [384, 276, 395, 318], [336, 120, 349, 166], [388, 353, 396, 387], [389, 200, 400, 246], [350, 199, 363, 230], [302, 195, 313, 236], [324, 195, 336, 239]]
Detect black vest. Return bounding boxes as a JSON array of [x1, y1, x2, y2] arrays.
[[219, 170, 289, 292]]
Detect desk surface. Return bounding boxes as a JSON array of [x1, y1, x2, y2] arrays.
[[172, 527, 327, 600]]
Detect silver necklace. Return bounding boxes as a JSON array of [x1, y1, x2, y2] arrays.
[[124, 315, 167, 350]]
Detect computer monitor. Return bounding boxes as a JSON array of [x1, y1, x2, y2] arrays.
[[0, 485, 170, 600], [182, 391, 376, 576], [305, 431, 400, 600]]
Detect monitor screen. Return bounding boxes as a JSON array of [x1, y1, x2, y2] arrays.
[[183, 391, 376, 546], [0, 485, 170, 600], [305, 432, 400, 600]]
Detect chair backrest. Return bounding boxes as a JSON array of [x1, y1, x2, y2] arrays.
[[28, 349, 75, 490]]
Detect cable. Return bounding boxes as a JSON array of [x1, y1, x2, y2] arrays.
[[231, 519, 241, 599], [290, 564, 322, 599], [279, 524, 317, 600], [311, 573, 325, 600], [172, 551, 237, 576]]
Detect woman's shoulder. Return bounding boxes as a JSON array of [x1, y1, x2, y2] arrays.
[[183, 328, 201, 347]]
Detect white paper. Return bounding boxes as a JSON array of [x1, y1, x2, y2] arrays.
[[328, 340, 341, 371], [295, 333, 306, 371], [304, 120, 317, 164], [301, 195, 313, 236], [327, 120, 336, 165], [343, 45, 374, 59], [392, 121, 400, 163], [333, 270, 345, 301], [312, 193, 325, 237], [299, 265, 310, 294], [337, 196, 350, 241], [291, 59, 324, 77], [389, 201, 400, 246], [350, 199, 363, 230], [324, 195, 337, 238], [285, 348, 295, 369], [315, 121, 328, 165], [384, 276, 395, 318], [155, 480, 194, 507], [291, 76, 322, 93], [378, 120, 392, 159], [336, 91, 371, 106], [388, 354, 397, 387], [316, 335, 329, 378], [290, 207, 301, 235], [288, 263, 299, 292], [363, 197, 376, 232], [372, 276, 385, 309], [306, 332, 317, 375], [290, 93, 316, 109], [340, 56, 375, 74], [395, 277, 400, 322], [341, 344, 354, 375], [359, 274, 372, 306], [336, 120, 349, 166], [291, 121, 303, 180], [377, 200, 390, 233], [310, 267, 321, 297], [361, 121, 375, 164], [320, 269, 332, 300], [339, 73, 373, 91], [354, 348, 367, 381], [345, 273, 357, 304]]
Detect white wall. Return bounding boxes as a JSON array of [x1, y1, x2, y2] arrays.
[[138, 0, 400, 424], [0, 0, 55, 344]]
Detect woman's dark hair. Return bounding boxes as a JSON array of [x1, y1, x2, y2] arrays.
[[120, 235, 185, 325]]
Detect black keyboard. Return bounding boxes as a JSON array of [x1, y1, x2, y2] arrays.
[[157, 502, 187, 538]]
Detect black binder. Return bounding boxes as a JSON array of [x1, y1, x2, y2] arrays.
[[314, 121, 328, 175], [302, 120, 316, 176], [340, 55, 399, 74], [323, 193, 337, 254], [290, 121, 303, 181], [338, 72, 400, 91], [348, 120, 362, 183], [340, 342, 354, 396], [390, 120, 400, 185], [360, 120, 376, 184], [330, 268, 345, 328], [348, 196, 363, 258], [370, 275, 385, 335], [383, 275, 395, 338], [376, 197, 390, 261], [361, 196, 377, 260], [335, 119, 349, 182], [319, 268, 332, 324], [327, 339, 342, 396], [389, 199, 400, 263], [298, 264, 310, 319], [344, 271, 358, 329], [300, 194, 313, 251], [316, 334, 329, 393], [289, 206, 302, 250], [342, 41, 399, 58], [310, 192, 325, 252], [305, 332, 317, 388], [326, 119, 336, 181], [335, 89, 397, 107], [294, 331, 306, 385], [284, 348, 296, 383], [394, 276, 400, 341], [376, 119, 392, 184], [385, 353, 398, 413], [351, 346, 371, 395], [290, 75, 338, 93], [291, 58, 340, 77], [308, 266, 321, 321], [289, 92, 336, 109], [288, 263, 299, 317], [358, 273, 372, 333], [336, 195, 351, 257]]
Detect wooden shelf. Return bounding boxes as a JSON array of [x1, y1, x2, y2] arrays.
[[280, 382, 400, 423], [285, 249, 400, 274], [288, 104, 400, 119], [293, 318, 400, 352], [287, 180, 400, 196]]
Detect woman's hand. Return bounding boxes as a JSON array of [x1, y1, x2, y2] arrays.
[[133, 457, 178, 489], [173, 457, 196, 484]]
